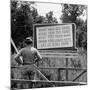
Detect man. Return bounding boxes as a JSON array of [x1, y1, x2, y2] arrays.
[[14, 37, 42, 88], [15, 37, 42, 66]]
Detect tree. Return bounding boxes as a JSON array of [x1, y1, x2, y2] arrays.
[[61, 4, 86, 24], [60, 4, 87, 49], [45, 11, 58, 24], [11, 0, 39, 50], [77, 20, 87, 49]]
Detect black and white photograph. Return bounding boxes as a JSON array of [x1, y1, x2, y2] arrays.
[[11, 0, 87, 89]]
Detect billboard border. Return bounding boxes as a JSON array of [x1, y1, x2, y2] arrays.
[[33, 23, 77, 51]]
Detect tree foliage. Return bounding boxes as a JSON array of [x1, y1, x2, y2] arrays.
[[61, 4, 86, 23], [45, 11, 58, 23], [11, 1, 34, 48], [61, 4, 87, 49]]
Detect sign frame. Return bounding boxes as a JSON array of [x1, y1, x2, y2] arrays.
[[33, 23, 77, 51]]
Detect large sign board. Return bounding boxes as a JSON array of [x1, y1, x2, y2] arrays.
[[33, 23, 76, 50]]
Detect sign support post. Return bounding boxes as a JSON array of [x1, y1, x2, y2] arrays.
[[66, 58, 68, 81]]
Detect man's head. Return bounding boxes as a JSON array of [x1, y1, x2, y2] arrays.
[[25, 37, 33, 45]]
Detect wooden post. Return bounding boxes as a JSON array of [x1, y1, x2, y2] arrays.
[[66, 58, 68, 81], [58, 68, 61, 81]]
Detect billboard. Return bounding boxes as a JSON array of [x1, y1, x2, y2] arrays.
[[33, 23, 76, 50]]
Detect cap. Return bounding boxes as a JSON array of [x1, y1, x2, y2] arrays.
[[25, 37, 33, 44]]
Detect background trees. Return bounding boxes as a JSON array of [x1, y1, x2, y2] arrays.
[[60, 4, 87, 49], [11, 1, 34, 50], [45, 11, 58, 23]]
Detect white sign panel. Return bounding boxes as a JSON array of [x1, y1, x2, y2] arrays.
[[36, 24, 73, 49]]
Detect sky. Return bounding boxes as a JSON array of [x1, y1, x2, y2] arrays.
[[31, 2, 62, 23], [31, 2, 87, 23]]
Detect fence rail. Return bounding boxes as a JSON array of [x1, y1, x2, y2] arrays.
[[11, 66, 86, 70], [11, 65, 87, 81]]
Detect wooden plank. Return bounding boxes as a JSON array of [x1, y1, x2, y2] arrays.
[[39, 50, 78, 58], [58, 68, 61, 81], [66, 58, 68, 81], [40, 52, 79, 58], [11, 79, 86, 85], [73, 70, 87, 81], [41, 55, 78, 58], [11, 79, 86, 89], [40, 52, 78, 55], [39, 67, 87, 71], [39, 49, 78, 53], [11, 66, 87, 71]]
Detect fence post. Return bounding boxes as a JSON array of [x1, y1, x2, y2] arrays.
[[58, 68, 61, 81], [66, 58, 68, 81]]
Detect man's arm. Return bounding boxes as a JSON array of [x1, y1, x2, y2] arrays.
[[33, 48, 42, 65], [14, 49, 23, 64], [36, 49, 42, 61]]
